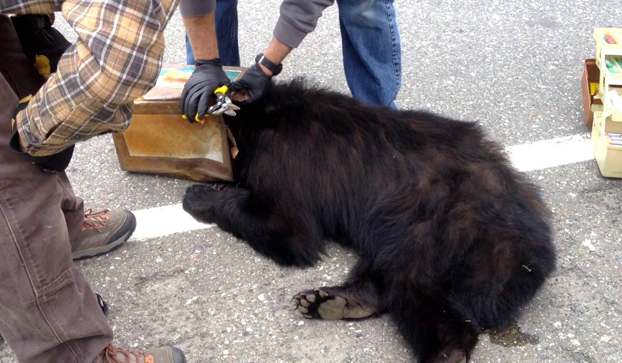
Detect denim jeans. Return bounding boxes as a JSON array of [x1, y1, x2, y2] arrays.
[[336, 0, 401, 108], [185, 0, 401, 107], [186, 0, 240, 66]]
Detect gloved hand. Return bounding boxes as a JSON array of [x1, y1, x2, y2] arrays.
[[181, 58, 230, 122], [230, 63, 273, 104], [9, 96, 74, 174], [11, 14, 71, 79]]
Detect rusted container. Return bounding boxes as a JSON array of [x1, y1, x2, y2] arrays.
[[112, 65, 244, 182]]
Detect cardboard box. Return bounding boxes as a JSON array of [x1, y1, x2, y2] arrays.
[[589, 29, 622, 178], [591, 112, 622, 178], [582, 58, 603, 128], [603, 87, 622, 121], [112, 65, 244, 182]]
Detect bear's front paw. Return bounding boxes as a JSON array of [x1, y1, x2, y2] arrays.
[[182, 184, 223, 223]]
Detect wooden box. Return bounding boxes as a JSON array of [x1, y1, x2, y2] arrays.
[[581, 58, 603, 128], [112, 65, 244, 182]]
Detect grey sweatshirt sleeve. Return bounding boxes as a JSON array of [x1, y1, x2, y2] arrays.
[[179, 0, 216, 18], [274, 0, 336, 48]]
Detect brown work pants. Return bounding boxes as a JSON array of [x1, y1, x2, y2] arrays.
[[0, 15, 112, 363]]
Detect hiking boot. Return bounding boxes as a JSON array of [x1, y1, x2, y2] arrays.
[[72, 209, 137, 260], [99, 344, 186, 363]]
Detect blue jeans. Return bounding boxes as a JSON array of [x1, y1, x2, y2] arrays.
[[336, 0, 401, 108], [186, 0, 401, 107]]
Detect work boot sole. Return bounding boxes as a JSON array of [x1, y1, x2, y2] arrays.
[[72, 211, 137, 260]]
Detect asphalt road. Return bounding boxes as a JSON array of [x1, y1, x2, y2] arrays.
[[2, 1, 622, 362]]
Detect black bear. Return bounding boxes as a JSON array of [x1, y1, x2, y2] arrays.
[[183, 79, 556, 363]]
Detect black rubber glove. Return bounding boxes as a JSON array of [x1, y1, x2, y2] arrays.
[[10, 97, 74, 174], [181, 58, 230, 122], [230, 63, 273, 104], [11, 14, 71, 79]]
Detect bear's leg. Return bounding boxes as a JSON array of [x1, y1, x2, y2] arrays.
[[293, 258, 386, 320], [183, 183, 323, 267]]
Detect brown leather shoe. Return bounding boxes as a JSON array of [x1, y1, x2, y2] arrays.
[[72, 209, 137, 260], [99, 344, 186, 363]]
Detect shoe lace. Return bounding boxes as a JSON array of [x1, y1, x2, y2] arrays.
[[101, 344, 148, 363], [82, 208, 110, 231]]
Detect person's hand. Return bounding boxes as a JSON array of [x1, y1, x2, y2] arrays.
[[181, 58, 230, 122], [230, 63, 273, 104], [11, 14, 71, 79], [9, 96, 74, 174]]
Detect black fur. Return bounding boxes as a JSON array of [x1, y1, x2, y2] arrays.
[[183, 79, 556, 363]]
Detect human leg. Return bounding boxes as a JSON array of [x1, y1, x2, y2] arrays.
[[0, 15, 184, 363], [336, 0, 402, 107], [0, 72, 113, 363]]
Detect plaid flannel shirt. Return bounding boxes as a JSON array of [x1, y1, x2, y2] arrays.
[[0, 0, 181, 157]]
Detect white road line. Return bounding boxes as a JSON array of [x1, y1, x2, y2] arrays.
[[506, 133, 593, 172], [131, 203, 214, 241], [131, 133, 595, 241]]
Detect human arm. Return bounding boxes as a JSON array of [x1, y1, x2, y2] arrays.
[[181, 1, 218, 60], [229, 38, 292, 104], [180, 1, 231, 121], [4, 0, 179, 158], [230, 0, 334, 103], [273, 0, 335, 49]]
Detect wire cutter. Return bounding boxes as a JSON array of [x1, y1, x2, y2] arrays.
[[207, 85, 240, 117]]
